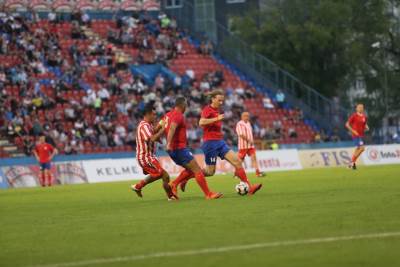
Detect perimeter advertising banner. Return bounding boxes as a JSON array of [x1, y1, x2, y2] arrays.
[[1, 162, 88, 188], [298, 147, 359, 168], [361, 145, 400, 165], [82, 159, 146, 183], [243, 149, 303, 172], [81, 155, 237, 183]]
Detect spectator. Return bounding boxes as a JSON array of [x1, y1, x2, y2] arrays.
[[199, 40, 213, 55], [272, 119, 282, 136], [270, 141, 279, 150], [276, 89, 285, 108], [263, 96, 274, 109], [314, 132, 322, 143], [98, 87, 110, 101], [81, 12, 91, 26], [288, 126, 298, 138], [48, 10, 57, 23]]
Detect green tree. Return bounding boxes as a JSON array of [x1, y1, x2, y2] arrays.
[[232, 0, 400, 132]]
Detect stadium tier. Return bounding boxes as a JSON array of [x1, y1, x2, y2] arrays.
[[0, 10, 316, 158]]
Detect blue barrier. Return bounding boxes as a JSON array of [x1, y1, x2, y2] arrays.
[[280, 141, 354, 150], [130, 64, 177, 86], [0, 152, 133, 167], [0, 142, 354, 168]]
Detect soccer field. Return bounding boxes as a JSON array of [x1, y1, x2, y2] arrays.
[[1, 165, 400, 267]]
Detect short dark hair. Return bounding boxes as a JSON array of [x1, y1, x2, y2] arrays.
[[175, 97, 187, 107], [143, 102, 155, 116]]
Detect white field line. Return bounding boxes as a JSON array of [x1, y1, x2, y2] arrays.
[[31, 231, 400, 267]]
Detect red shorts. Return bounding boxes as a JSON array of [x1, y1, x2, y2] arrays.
[[238, 148, 256, 160], [139, 157, 164, 178]]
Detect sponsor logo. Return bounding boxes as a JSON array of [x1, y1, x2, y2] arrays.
[[366, 147, 400, 162], [308, 150, 351, 167], [95, 165, 140, 176], [367, 148, 380, 161]]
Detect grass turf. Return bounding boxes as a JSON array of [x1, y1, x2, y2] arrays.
[[0, 165, 400, 267]]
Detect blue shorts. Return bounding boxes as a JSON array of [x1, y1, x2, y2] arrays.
[[201, 140, 231, 165], [40, 162, 51, 170], [168, 148, 194, 167], [353, 137, 365, 147]]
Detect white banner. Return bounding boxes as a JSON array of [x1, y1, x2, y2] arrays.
[[243, 149, 303, 172], [82, 159, 147, 183], [361, 144, 400, 165]]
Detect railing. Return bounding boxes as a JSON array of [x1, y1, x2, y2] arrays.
[[164, 0, 351, 138]]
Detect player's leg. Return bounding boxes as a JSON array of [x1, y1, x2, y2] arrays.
[[170, 169, 194, 195], [183, 159, 222, 199], [131, 159, 163, 197], [351, 146, 365, 167], [349, 138, 365, 169], [159, 170, 178, 200], [224, 149, 262, 195], [39, 170, 45, 187], [249, 149, 265, 177], [39, 164, 45, 187], [237, 149, 246, 164], [203, 164, 216, 177], [45, 163, 53, 186], [171, 159, 215, 194], [131, 174, 159, 197], [44, 169, 50, 187], [201, 141, 218, 177]]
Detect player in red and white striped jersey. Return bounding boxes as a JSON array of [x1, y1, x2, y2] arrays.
[[236, 112, 265, 177], [131, 103, 177, 201]]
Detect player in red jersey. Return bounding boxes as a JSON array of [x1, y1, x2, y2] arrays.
[[171, 90, 262, 195], [236, 112, 265, 177], [33, 135, 57, 187], [164, 97, 222, 200], [345, 103, 369, 170], [131, 103, 178, 201]]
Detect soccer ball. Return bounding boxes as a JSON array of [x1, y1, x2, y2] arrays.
[[235, 182, 249, 196]]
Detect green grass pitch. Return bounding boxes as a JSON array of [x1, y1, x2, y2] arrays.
[[1, 165, 400, 267]]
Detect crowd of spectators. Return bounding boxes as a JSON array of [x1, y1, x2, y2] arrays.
[[1, 8, 332, 158], [0, 11, 252, 156]]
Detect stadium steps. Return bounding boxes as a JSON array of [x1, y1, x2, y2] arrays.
[[169, 41, 316, 145]]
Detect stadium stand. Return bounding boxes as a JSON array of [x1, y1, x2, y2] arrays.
[[0, 2, 316, 158]]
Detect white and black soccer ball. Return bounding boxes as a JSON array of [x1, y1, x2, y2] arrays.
[[235, 182, 249, 196]]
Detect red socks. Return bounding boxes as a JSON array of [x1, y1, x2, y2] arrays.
[[194, 171, 211, 196], [235, 167, 251, 186], [47, 173, 53, 186], [172, 169, 194, 186], [136, 180, 146, 190], [40, 173, 45, 187], [256, 169, 261, 176]]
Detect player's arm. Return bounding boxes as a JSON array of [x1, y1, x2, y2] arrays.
[[150, 124, 165, 142], [365, 124, 369, 131], [236, 128, 250, 142], [32, 149, 40, 162], [345, 118, 359, 136], [166, 122, 177, 151], [153, 120, 162, 133], [199, 114, 224, 126], [238, 134, 251, 143], [49, 147, 58, 161]]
